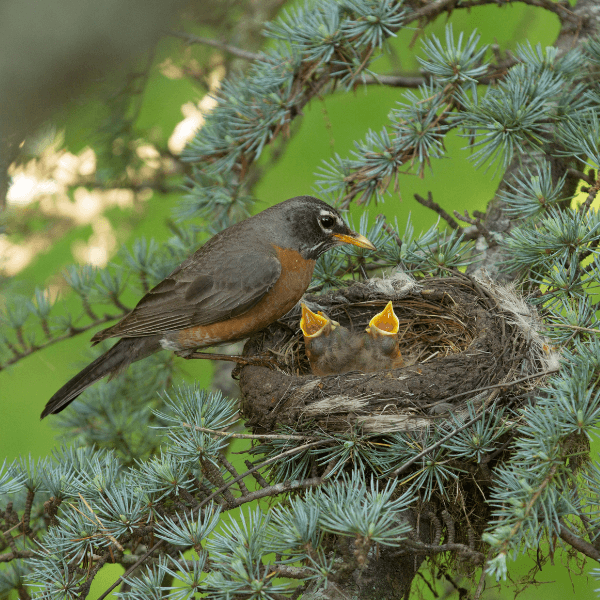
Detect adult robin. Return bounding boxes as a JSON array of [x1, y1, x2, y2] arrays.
[[41, 196, 375, 418]]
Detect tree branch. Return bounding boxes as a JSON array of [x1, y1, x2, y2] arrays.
[[361, 73, 427, 88], [270, 565, 316, 579], [0, 549, 35, 563], [454, 0, 576, 21], [0, 312, 126, 371], [579, 168, 600, 214], [454, 209, 495, 246], [414, 192, 459, 229], [233, 477, 323, 507], [558, 520, 600, 561], [360, 59, 516, 88], [403, 0, 577, 25], [181, 422, 310, 441], [169, 31, 262, 61]]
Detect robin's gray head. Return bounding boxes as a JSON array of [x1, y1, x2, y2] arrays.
[[258, 196, 376, 259]]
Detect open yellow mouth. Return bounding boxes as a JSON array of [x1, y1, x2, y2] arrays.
[[332, 232, 376, 250], [300, 304, 333, 338], [366, 301, 399, 336]]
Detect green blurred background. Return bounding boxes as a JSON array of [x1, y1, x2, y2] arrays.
[[1, 2, 598, 597]]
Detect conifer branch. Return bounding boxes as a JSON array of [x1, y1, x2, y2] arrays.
[[169, 31, 263, 61]]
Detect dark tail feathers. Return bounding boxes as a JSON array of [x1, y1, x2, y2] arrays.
[[41, 337, 161, 419]]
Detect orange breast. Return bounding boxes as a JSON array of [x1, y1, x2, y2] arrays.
[[175, 246, 315, 349]]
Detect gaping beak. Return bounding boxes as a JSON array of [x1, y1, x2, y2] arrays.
[[332, 232, 376, 251], [300, 304, 337, 338], [366, 301, 399, 337]]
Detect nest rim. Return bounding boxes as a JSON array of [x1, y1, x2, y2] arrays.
[[238, 272, 555, 435]]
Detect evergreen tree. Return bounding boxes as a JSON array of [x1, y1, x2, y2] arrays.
[[2, 0, 600, 598]]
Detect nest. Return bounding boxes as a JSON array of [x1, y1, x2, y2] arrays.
[[239, 271, 559, 435]]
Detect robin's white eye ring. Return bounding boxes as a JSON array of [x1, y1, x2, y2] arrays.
[[320, 215, 335, 228]]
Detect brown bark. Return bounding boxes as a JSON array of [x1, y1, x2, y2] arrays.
[[304, 512, 432, 600]]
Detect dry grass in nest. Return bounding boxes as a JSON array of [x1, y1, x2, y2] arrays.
[[276, 294, 476, 376], [239, 271, 559, 435]]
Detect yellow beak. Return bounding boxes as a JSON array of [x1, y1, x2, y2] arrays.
[[300, 304, 337, 338], [366, 301, 399, 336], [332, 232, 376, 250]]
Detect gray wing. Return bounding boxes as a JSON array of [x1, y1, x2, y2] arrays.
[[95, 246, 281, 340]]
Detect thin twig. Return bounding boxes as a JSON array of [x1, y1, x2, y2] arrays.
[[579, 168, 600, 214], [422, 368, 559, 410], [473, 559, 489, 600], [2, 521, 26, 536], [414, 192, 459, 229], [169, 31, 262, 61], [391, 400, 502, 478], [360, 64, 513, 88], [480, 433, 516, 464], [361, 73, 427, 88], [197, 440, 328, 508], [83, 180, 180, 194], [246, 460, 269, 488], [0, 549, 36, 562], [76, 553, 112, 599], [233, 477, 322, 507], [181, 423, 309, 441], [453, 209, 494, 244], [377, 214, 402, 248], [0, 312, 125, 371], [567, 168, 594, 186], [446, 0, 576, 21], [547, 323, 600, 334], [218, 452, 248, 496]]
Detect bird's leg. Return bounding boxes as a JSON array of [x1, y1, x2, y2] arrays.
[[176, 350, 277, 368]]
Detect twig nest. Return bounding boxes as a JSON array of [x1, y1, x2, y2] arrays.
[[239, 271, 558, 434]]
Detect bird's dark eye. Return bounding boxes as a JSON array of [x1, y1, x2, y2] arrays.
[[320, 215, 335, 229]]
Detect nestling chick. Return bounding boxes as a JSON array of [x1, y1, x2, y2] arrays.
[[361, 301, 404, 370], [300, 302, 404, 376], [300, 304, 362, 376]]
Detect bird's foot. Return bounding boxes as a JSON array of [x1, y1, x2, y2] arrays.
[[177, 350, 278, 369]]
